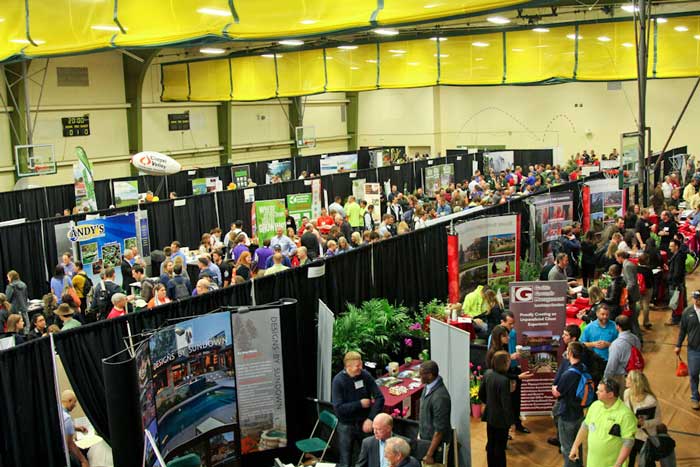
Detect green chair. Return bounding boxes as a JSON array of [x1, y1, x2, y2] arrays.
[[295, 410, 338, 466], [166, 453, 201, 467]]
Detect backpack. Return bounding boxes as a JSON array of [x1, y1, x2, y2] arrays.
[[91, 280, 117, 318], [172, 278, 190, 299], [626, 345, 645, 372], [637, 272, 647, 295], [81, 273, 93, 298], [566, 366, 597, 407], [584, 347, 606, 384]]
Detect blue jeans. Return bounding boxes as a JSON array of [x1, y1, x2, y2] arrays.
[[336, 421, 364, 467], [558, 417, 583, 467], [688, 348, 700, 402]]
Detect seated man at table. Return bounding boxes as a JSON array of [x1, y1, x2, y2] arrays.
[[384, 437, 420, 467], [356, 413, 410, 467], [333, 351, 385, 467]]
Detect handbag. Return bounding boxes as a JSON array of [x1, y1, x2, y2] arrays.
[[676, 356, 689, 377], [668, 288, 681, 310]]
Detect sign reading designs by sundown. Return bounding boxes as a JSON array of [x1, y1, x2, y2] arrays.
[[509, 280, 567, 414]]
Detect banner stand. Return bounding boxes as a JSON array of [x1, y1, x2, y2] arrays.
[[144, 429, 167, 467], [50, 333, 71, 467]]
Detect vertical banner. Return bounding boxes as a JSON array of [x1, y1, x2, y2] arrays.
[[352, 179, 366, 202], [364, 183, 382, 222], [73, 146, 97, 211], [527, 192, 574, 262], [232, 308, 287, 453], [255, 200, 286, 243], [317, 300, 335, 402], [447, 235, 459, 303], [286, 193, 313, 224], [509, 281, 567, 414], [584, 179, 625, 232], [453, 214, 519, 303], [424, 163, 455, 197], [311, 178, 322, 218], [113, 180, 140, 207]]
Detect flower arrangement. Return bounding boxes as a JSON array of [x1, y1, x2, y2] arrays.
[[469, 362, 484, 404], [391, 407, 410, 418]]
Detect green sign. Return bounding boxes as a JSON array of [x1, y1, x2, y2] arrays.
[[620, 131, 641, 189], [255, 199, 286, 242], [192, 178, 207, 195], [286, 193, 313, 224], [74, 146, 97, 211]]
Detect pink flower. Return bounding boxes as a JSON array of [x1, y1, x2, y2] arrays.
[[469, 362, 474, 369], [404, 338, 413, 347], [477, 366, 482, 371], [409, 322, 423, 331], [473, 370, 477, 375]]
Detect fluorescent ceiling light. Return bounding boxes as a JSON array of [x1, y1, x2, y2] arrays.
[[300, 19, 317, 25], [475, 58, 484, 61], [388, 49, 406, 54], [366, 59, 378, 63], [433, 54, 449, 58], [91, 25, 122, 32], [621, 42, 634, 48], [621, 5, 638, 13], [430, 37, 447, 41], [337, 45, 358, 50], [200, 47, 226, 55], [325, 56, 333, 60], [373, 28, 399, 36], [196, 7, 230, 17], [535, 44, 550, 48], [279, 39, 304, 46], [391, 54, 404, 58], [675, 26, 689, 32], [350, 66, 360, 70], [472, 41, 489, 47], [511, 48, 524, 52], [695, 35, 700, 40], [487, 16, 511, 25], [0, 18, 5, 23], [597, 36, 611, 42], [532, 28, 549, 33], [261, 54, 279, 58], [566, 34, 581, 40], [424, 3, 441, 8], [10, 39, 45, 45], [407, 62, 420, 66], [656, 18, 667, 23]]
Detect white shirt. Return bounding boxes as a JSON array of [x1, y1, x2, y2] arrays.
[[662, 182, 673, 198], [379, 439, 389, 467]]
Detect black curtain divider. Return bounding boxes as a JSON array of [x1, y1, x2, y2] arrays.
[[45, 185, 77, 217], [0, 221, 49, 298], [0, 337, 65, 467], [94, 179, 113, 208], [17, 188, 50, 220], [216, 189, 248, 237], [172, 193, 218, 248], [321, 247, 374, 313], [54, 318, 130, 443], [0, 192, 21, 222], [166, 171, 191, 198], [138, 175, 168, 199], [295, 155, 321, 177], [143, 200, 176, 251], [514, 149, 553, 169]]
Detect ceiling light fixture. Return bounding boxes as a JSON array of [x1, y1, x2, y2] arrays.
[[366, 59, 378, 63], [675, 25, 689, 32], [373, 28, 399, 36], [656, 18, 667, 23], [597, 36, 611, 42], [472, 41, 489, 47], [621, 42, 634, 48], [350, 66, 360, 70], [424, 3, 441, 8], [91, 25, 122, 32], [337, 45, 358, 50], [430, 37, 447, 41], [388, 49, 406, 54], [532, 28, 549, 33], [511, 48, 524, 52], [300, 19, 318, 25], [487, 16, 511, 25], [566, 33, 581, 40], [261, 54, 279, 58], [621, 5, 639, 13], [200, 48, 226, 55], [279, 39, 304, 46], [196, 7, 231, 17], [433, 54, 449, 58], [10, 38, 45, 45], [695, 35, 700, 40]]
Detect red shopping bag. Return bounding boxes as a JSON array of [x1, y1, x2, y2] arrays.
[[676, 357, 689, 377]]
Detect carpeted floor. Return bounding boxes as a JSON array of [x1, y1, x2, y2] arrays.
[[470, 271, 700, 466]]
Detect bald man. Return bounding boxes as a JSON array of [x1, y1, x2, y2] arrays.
[[61, 390, 90, 467], [356, 413, 411, 467]]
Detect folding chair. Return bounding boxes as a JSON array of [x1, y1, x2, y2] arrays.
[[295, 410, 338, 466]]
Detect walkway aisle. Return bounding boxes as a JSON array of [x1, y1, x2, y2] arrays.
[[470, 271, 700, 466]]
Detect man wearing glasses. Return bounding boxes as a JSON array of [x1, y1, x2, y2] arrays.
[[568, 378, 636, 467]]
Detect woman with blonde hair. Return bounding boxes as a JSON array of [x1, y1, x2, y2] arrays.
[[580, 285, 605, 323], [624, 370, 662, 466]]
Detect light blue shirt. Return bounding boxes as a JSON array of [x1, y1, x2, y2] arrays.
[[581, 319, 619, 360], [424, 376, 441, 397], [62, 408, 75, 436], [269, 234, 297, 256], [379, 439, 388, 467]]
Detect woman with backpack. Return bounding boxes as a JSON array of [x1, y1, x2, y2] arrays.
[[624, 370, 662, 466]]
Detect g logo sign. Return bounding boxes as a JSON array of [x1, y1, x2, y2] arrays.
[[512, 286, 533, 303]]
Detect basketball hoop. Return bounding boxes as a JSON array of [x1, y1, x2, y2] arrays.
[[603, 169, 619, 180]]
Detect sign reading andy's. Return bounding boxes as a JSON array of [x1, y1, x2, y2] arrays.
[[67, 223, 106, 242]]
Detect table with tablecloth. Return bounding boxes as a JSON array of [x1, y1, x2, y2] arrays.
[[377, 360, 424, 420]]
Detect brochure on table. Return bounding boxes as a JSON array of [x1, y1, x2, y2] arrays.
[[509, 280, 567, 414], [68, 212, 141, 286]]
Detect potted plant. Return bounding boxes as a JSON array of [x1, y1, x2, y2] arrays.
[[470, 362, 484, 418]]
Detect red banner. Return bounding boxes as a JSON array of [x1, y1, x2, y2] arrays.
[[582, 184, 591, 232], [447, 234, 459, 303]]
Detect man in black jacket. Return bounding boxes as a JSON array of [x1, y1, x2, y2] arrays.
[[667, 239, 686, 325], [553, 342, 587, 467], [418, 361, 452, 467], [332, 351, 385, 467], [675, 290, 700, 410]]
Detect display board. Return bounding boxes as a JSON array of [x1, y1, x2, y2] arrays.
[[192, 177, 222, 195], [364, 183, 382, 222], [352, 179, 366, 202], [232, 308, 287, 453], [69, 212, 138, 285], [254, 200, 286, 243], [582, 179, 626, 232], [509, 281, 567, 414], [138, 312, 239, 465], [527, 192, 574, 262], [311, 179, 323, 219], [369, 147, 405, 168], [73, 146, 97, 212], [113, 180, 139, 207], [620, 131, 641, 189], [319, 153, 358, 176], [484, 150, 514, 173], [265, 161, 292, 184], [231, 165, 250, 189], [286, 193, 313, 224], [424, 163, 454, 197], [452, 214, 520, 303]]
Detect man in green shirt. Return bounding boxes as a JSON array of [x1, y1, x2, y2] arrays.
[[56, 304, 82, 331], [569, 378, 637, 467], [344, 196, 363, 231]]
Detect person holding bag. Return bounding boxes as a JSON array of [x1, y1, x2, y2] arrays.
[[666, 239, 686, 326], [623, 370, 662, 466]]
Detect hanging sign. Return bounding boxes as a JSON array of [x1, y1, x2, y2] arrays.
[[62, 115, 90, 137]]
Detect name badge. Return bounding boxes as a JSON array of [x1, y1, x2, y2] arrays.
[[589, 423, 596, 432], [354, 380, 364, 390]]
